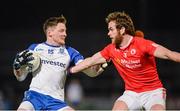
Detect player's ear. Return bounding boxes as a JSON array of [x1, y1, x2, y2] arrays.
[[47, 30, 51, 37], [119, 26, 125, 35], [46, 28, 53, 37]]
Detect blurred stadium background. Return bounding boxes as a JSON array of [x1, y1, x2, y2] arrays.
[[0, 0, 180, 110]]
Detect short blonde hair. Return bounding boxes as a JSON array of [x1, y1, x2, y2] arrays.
[[43, 15, 66, 35]]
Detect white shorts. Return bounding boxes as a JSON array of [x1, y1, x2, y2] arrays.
[[117, 88, 166, 110]]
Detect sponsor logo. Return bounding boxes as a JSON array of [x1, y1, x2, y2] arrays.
[[41, 59, 66, 68], [58, 48, 66, 55], [130, 49, 136, 55], [35, 48, 44, 51], [120, 59, 141, 69], [115, 58, 141, 69], [48, 49, 54, 54]]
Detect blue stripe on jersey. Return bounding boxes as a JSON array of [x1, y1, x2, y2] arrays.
[[66, 46, 84, 67], [28, 44, 38, 50]]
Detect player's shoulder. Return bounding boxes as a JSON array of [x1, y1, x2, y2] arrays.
[[104, 43, 115, 49], [133, 37, 157, 52], [65, 45, 81, 54], [133, 36, 153, 44], [133, 36, 145, 41], [28, 43, 43, 50], [134, 36, 154, 41]]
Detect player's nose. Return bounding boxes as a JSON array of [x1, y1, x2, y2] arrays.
[[63, 32, 67, 37], [108, 31, 111, 37]]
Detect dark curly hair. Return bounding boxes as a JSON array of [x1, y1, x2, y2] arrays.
[[106, 11, 135, 35]]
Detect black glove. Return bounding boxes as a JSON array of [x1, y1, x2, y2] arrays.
[[13, 50, 34, 70]]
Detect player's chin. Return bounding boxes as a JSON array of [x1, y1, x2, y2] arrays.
[[59, 41, 65, 45]]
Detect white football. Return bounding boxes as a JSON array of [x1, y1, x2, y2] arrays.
[[28, 50, 41, 72], [14, 50, 41, 81]]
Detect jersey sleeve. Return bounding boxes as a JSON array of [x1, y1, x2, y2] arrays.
[[143, 39, 158, 56], [66, 47, 84, 66], [100, 44, 112, 61], [28, 43, 38, 51]]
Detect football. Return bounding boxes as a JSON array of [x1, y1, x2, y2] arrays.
[[14, 50, 41, 81], [28, 50, 41, 72]]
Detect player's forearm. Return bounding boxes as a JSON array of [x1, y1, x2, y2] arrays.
[[82, 67, 101, 77], [14, 69, 21, 77], [82, 64, 105, 77], [70, 52, 106, 73], [70, 58, 94, 73], [168, 51, 180, 62], [155, 46, 180, 62], [14, 69, 28, 81]]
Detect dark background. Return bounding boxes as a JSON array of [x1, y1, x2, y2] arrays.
[[0, 0, 180, 110]]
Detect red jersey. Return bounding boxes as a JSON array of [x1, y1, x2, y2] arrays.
[[100, 37, 163, 93]]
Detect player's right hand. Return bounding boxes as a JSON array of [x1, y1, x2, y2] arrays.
[[13, 50, 34, 70], [101, 60, 112, 70]]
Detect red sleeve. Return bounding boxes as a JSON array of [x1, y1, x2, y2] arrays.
[[143, 39, 158, 56], [100, 44, 112, 61]]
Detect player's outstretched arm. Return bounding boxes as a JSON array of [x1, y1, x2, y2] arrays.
[[70, 52, 107, 74], [154, 44, 180, 62]]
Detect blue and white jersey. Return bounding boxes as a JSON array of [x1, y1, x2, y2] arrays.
[[27, 42, 84, 101]]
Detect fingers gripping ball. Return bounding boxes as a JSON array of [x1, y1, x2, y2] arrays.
[[13, 50, 33, 70], [14, 50, 41, 73]]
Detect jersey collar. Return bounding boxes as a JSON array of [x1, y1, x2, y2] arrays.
[[44, 42, 65, 48]]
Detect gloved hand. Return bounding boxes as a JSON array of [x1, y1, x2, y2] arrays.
[[13, 50, 34, 70]]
